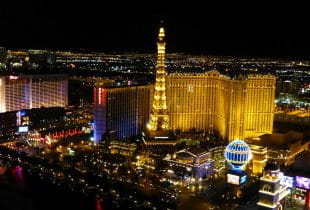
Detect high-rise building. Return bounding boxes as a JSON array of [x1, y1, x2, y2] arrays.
[[147, 26, 169, 137], [93, 25, 276, 145], [0, 47, 7, 64], [143, 25, 275, 142], [276, 79, 300, 97], [0, 74, 68, 113], [93, 84, 153, 142], [166, 72, 276, 141]]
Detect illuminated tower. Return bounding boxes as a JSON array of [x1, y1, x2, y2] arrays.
[[147, 26, 169, 136]]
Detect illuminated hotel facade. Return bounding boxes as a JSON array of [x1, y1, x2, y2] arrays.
[[145, 25, 276, 142], [166, 72, 276, 141], [93, 25, 276, 143], [0, 74, 68, 113], [93, 84, 153, 142]]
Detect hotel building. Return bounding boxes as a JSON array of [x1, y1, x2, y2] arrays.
[[166, 72, 276, 141], [93, 84, 153, 142], [0, 74, 68, 113], [93, 25, 276, 144], [146, 25, 276, 142]]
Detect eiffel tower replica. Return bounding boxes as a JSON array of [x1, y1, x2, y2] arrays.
[[144, 24, 176, 146]]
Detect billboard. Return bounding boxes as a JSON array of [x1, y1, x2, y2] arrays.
[[227, 174, 240, 185], [295, 187, 308, 201], [279, 172, 294, 188], [18, 126, 29, 133], [16, 110, 26, 126], [296, 176, 310, 190], [240, 175, 247, 184]]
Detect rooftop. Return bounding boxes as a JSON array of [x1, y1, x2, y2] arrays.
[[176, 147, 208, 158], [284, 151, 310, 178], [251, 131, 307, 150]]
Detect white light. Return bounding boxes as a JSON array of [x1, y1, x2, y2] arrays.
[[227, 174, 239, 185]]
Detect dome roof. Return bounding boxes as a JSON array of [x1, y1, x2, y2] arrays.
[[224, 140, 251, 169]]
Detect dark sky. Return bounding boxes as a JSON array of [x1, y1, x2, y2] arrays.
[[1, 3, 309, 58]]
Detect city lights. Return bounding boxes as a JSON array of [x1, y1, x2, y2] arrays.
[[0, 10, 309, 210]]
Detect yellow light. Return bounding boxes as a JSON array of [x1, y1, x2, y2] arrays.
[[167, 169, 174, 174], [159, 27, 165, 38]]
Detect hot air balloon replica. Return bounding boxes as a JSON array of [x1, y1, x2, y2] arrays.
[[224, 140, 251, 186]]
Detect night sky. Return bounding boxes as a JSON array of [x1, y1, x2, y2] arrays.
[[1, 3, 309, 58]]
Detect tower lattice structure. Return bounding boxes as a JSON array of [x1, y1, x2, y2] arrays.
[[147, 26, 169, 135]]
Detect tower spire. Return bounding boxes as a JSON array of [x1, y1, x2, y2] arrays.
[[147, 25, 169, 135]]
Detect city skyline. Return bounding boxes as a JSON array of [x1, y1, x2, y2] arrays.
[[1, 6, 310, 58], [0, 7, 309, 210]]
